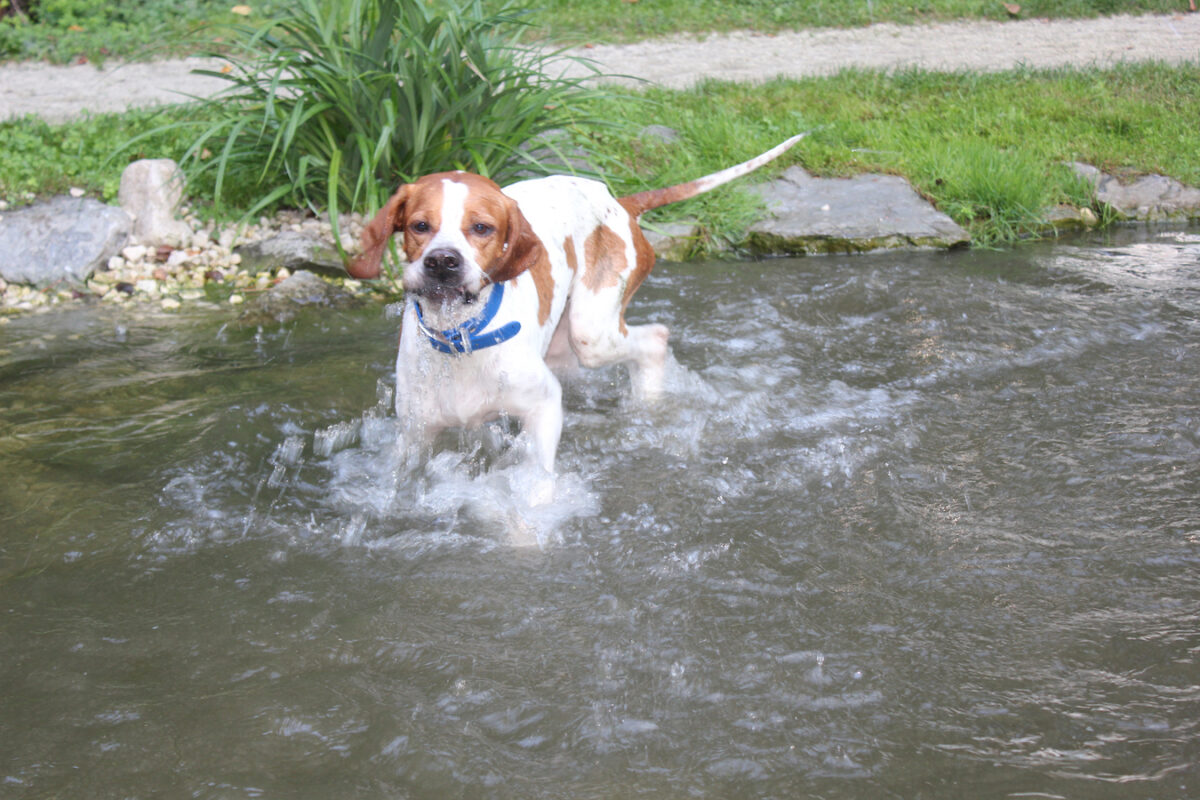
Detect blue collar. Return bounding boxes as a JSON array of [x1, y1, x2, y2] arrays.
[[413, 282, 521, 355]]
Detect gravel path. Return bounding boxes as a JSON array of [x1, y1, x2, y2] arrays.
[[1, 13, 1197, 123]]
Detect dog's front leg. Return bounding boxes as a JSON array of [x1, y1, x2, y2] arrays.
[[392, 331, 443, 465], [392, 370, 430, 467], [522, 393, 563, 476], [511, 370, 563, 507]]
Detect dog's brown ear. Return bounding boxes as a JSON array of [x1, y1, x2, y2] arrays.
[[346, 185, 411, 279], [487, 196, 545, 283]]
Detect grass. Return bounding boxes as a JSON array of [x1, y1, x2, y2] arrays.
[[585, 62, 1200, 247], [0, 107, 198, 201], [3, 61, 1196, 250], [0, 0, 282, 64]]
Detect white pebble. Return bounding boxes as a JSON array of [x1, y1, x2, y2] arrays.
[[122, 245, 149, 263]]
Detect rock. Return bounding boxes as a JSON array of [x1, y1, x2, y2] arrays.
[[1068, 162, 1200, 221], [233, 230, 345, 277], [0, 196, 131, 287], [744, 167, 969, 255], [236, 269, 361, 326], [517, 128, 599, 177], [118, 159, 193, 247], [1043, 204, 1099, 231], [640, 124, 683, 145], [643, 220, 701, 262]]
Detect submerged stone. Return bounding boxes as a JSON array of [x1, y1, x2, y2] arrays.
[[1043, 204, 1100, 232], [236, 269, 361, 326], [743, 167, 969, 256], [234, 231, 345, 277]]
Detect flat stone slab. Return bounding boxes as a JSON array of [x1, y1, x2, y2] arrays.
[[744, 167, 969, 256]]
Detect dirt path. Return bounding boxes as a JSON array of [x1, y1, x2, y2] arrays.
[[558, 12, 1200, 87], [1, 13, 1198, 122]]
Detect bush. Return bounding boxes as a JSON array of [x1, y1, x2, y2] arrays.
[[158, 0, 607, 242]]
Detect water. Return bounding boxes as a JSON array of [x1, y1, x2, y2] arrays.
[[2, 228, 1198, 798]]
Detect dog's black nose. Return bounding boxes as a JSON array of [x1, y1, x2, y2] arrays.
[[424, 249, 462, 283]]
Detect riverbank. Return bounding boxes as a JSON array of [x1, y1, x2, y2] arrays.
[[2, 14, 1197, 122], [2, 14, 1199, 318]]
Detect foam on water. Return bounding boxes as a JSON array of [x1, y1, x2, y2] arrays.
[[317, 410, 602, 549], [142, 325, 916, 556]]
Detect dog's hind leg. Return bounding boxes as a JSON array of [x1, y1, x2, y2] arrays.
[[567, 304, 670, 402], [622, 323, 670, 400]]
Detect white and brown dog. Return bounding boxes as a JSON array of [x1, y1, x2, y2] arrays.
[[347, 135, 805, 479]]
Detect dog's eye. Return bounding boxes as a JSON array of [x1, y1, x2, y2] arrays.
[[471, 223, 494, 237], [410, 220, 431, 234]]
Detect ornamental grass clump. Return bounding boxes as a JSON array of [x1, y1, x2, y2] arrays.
[[170, 0, 603, 234]]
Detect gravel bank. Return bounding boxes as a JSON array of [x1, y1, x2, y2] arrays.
[[0, 208, 378, 317]]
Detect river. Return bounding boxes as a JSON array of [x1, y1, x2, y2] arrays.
[[2, 227, 1198, 798]]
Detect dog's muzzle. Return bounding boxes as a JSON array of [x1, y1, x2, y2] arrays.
[[423, 248, 462, 284], [414, 248, 476, 304]]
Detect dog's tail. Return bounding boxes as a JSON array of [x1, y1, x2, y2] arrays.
[[617, 132, 808, 219]]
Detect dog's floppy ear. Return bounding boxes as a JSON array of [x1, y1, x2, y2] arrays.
[[346, 184, 411, 279], [486, 195, 545, 283]]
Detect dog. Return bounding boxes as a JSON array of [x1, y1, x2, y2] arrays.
[[346, 134, 805, 480]]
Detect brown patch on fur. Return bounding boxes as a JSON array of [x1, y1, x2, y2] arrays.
[[528, 249, 555, 325], [396, 177, 448, 263], [347, 183, 416, 278], [485, 192, 546, 287], [450, 173, 515, 274], [618, 180, 707, 219], [618, 219, 658, 335], [563, 235, 578, 273], [582, 225, 626, 292]]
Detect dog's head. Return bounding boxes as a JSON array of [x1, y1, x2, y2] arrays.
[[347, 172, 543, 303]]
